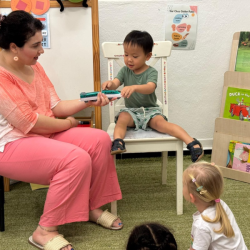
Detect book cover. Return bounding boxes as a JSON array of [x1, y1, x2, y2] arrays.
[[232, 143, 250, 172], [223, 87, 250, 121], [30, 183, 49, 191], [227, 140, 250, 168], [235, 31, 250, 72]]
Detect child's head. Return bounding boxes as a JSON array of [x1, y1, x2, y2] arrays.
[[183, 162, 223, 205], [183, 162, 235, 238], [126, 222, 177, 250], [123, 31, 153, 73], [124, 30, 154, 55]]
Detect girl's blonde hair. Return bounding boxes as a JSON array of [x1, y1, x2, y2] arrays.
[[183, 162, 235, 238]]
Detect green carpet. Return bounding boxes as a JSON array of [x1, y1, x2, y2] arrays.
[[1, 154, 249, 249]]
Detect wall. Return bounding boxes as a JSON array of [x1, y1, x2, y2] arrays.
[[99, 0, 250, 149]]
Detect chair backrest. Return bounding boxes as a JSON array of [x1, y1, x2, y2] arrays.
[[102, 41, 172, 123]]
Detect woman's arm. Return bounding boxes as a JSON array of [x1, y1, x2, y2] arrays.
[[52, 92, 111, 117], [31, 93, 113, 134], [29, 114, 76, 134]]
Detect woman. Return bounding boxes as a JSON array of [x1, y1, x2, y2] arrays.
[[0, 10, 122, 250]]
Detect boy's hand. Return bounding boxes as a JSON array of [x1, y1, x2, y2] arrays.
[[102, 80, 113, 90], [121, 86, 136, 98]]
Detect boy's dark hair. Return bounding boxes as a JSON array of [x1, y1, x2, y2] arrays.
[[124, 30, 154, 55], [0, 10, 44, 49], [126, 222, 177, 250]]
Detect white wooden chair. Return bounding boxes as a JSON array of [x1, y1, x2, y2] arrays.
[[102, 41, 183, 215]]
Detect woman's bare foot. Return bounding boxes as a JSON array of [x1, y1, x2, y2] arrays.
[[89, 208, 122, 228], [32, 225, 73, 250]]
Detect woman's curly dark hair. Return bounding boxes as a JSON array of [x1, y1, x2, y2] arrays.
[[126, 223, 177, 250], [0, 10, 44, 49]]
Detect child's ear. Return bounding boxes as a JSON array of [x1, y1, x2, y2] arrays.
[[189, 193, 195, 203], [146, 52, 152, 61]]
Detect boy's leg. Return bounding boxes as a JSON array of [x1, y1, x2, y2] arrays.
[[114, 111, 135, 139], [148, 115, 204, 162], [111, 112, 135, 155], [148, 115, 194, 145]]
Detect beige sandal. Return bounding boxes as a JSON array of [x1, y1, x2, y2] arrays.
[[28, 234, 72, 250], [96, 209, 123, 230]]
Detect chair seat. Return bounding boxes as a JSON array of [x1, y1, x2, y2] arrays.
[[107, 123, 179, 140], [107, 123, 182, 153]]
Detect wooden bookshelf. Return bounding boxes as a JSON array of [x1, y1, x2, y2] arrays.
[[211, 71, 250, 183]]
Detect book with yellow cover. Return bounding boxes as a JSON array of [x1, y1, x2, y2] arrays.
[[30, 183, 49, 191]]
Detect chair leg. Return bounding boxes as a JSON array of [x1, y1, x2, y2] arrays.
[[111, 201, 117, 216], [0, 176, 5, 231], [3, 177, 10, 192], [162, 151, 168, 185], [110, 155, 117, 216], [176, 141, 183, 215]]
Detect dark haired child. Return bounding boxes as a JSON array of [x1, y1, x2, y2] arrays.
[[126, 222, 177, 250], [102, 30, 203, 162]]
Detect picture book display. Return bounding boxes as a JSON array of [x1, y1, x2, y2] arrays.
[[227, 140, 250, 168], [223, 87, 250, 121], [232, 143, 250, 173], [235, 31, 250, 72]]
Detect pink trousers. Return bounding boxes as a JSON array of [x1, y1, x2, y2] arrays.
[[0, 128, 122, 226]]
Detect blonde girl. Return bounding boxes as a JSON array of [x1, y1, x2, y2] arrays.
[[183, 162, 247, 250]]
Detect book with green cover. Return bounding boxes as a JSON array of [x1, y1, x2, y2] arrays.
[[235, 31, 250, 72], [223, 87, 250, 121]]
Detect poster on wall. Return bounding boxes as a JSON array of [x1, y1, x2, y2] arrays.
[[165, 5, 198, 50], [33, 12, 50, 49]]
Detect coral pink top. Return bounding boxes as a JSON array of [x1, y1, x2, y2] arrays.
[[0, 62, 61, 152]]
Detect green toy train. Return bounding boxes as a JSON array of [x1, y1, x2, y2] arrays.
[[80, 90, 122, 102]]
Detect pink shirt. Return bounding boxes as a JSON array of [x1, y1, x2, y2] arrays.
[[0, 62, 61, 151]]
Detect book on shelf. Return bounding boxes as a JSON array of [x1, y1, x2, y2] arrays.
[[227, 140, 250, 168], [231, 143, 250, 173], [235, 31, 250, 72], [30, 183, 49, 191], [223, 87, 250, 121]]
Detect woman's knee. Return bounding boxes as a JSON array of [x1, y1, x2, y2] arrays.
[[61, 147, 92, 176]]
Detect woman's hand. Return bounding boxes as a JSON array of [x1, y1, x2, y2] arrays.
[[65, 116, 79, 128], [88, 93, 116, 107]]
